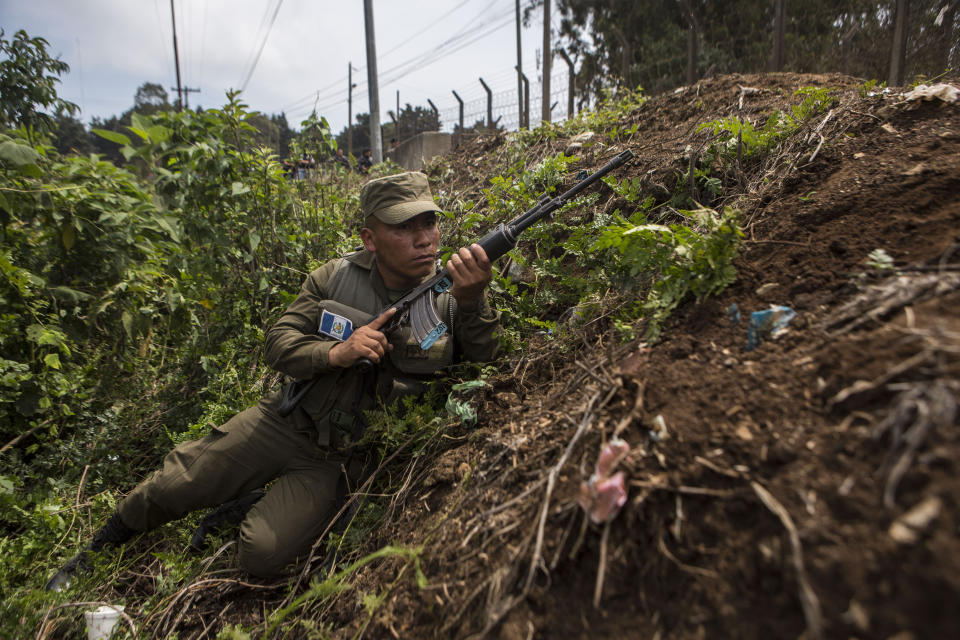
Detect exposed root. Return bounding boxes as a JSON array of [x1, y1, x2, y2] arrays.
[[751, 481, 824, 640]]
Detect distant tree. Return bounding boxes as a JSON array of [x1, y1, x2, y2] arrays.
[[0, 29, 78, 141], [394, 103, 440, 141], [247, 113, 279, 152], [133, 82, 171, 114], [555, 0, 953, 101], [89, 82, 177, 163], [270, 112, 295, 159], [336, 112, 371, 155], [53, 110, 93, 155]]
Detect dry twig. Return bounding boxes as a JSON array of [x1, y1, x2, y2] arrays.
[[751, 481, 823, 640]]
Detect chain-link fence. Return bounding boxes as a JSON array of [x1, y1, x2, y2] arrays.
[[434, 70, 573, 133]]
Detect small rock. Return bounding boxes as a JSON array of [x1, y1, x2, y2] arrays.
[[565, 131, 596, 154], [881, 123, 898, 134], [888, 496, 942, 544], [755, 282, 779, 296], [842, 599, 870, 632], [902, 163, 926, 176]]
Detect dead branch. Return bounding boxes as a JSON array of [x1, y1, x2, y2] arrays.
[[751, 481, 823, 640]]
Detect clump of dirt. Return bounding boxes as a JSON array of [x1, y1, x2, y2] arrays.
[[328, 74, 960, 639]]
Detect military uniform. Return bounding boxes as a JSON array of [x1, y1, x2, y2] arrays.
[[117, 248, 498, 577]]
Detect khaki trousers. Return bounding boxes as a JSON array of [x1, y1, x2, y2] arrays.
[[117, 404, 342, 577]]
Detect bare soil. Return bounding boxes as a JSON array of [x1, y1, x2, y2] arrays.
[[339, 73, 960, 640]]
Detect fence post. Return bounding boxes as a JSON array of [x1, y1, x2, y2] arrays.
[[479, 78, 494, 130], [426, 99, 439, 131], [452, 90, 464, 146]]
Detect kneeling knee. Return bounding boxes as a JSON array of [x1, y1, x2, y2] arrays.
[[238, 530, 289, 577]]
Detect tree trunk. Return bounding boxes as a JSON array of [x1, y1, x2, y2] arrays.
[[612, 26, 632, 88], [542, 0, 552, 123], [888, 0, 908, 87], [677, 0, 699, 85], [772, 0, 787, 71], [941, 3, 956, 72]]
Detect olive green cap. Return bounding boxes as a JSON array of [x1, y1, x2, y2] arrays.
[[360, 171, 441, 224]]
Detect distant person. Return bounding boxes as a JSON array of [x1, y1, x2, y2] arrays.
[[358, 148, 373, 174], [333, 147, 351, 172], [297, 154, 311, 180]]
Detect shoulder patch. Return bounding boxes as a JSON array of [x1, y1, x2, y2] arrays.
[[318, 309, 354, 341]]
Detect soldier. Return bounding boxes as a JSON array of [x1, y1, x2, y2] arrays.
[[358, 148, 373, 174], [47, 171, 499, 589]]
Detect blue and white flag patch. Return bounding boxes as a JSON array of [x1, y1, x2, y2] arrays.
[[318, 309, 354, 341]]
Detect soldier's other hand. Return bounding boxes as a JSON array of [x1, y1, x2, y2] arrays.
[[328, 307, 396, 368], [447, 243, 492, 307]]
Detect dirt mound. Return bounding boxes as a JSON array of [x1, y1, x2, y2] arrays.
[[326, 74, 960, 640], [85, 73, 958, 640]]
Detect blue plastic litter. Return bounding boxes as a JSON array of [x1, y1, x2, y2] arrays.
[[747, 305, 796, 351], [727, 303, 741, 324]]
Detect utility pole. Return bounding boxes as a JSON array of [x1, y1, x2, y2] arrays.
[[396, 90, 400, 142], [541, 0, 551, 123], [181, 87, 200, 109], [347, 63, 357, 158], [515, 0, 524, 129], [169, 0, 184, 111], [363, 0, 383, 163]]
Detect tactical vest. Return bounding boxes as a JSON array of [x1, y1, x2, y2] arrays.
[[291, 252, 456, 448]]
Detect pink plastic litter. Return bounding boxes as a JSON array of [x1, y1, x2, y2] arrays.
[[578, 438, 630, 524]]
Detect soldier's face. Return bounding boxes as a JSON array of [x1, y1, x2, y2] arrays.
[[361, 212, 439, 289]]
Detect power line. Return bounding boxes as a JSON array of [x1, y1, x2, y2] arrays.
[[296, 8, 516, 124], [280, 0, 515, 118], [153, 0, 176, 96], [240, 0, 285, 92], [198, 0, 210, 92]]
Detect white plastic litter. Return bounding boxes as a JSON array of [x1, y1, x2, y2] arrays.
[[84, 605, 125, 640], [903, 83, 959, 104]]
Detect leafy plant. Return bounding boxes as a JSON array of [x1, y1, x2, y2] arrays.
[[592, 206, 743, 340], [698, 86, 838, 161]]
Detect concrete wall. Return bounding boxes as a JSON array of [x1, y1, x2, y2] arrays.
[[385, 132, 452, 171]]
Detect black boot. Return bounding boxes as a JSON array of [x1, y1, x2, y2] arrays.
[[189, 489, 265, 551], [46, 512, 136, 592]]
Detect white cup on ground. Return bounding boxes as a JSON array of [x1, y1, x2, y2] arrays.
[[84, 605, 125, 640]]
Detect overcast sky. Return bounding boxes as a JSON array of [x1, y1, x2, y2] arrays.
[[2, 0, 570, 134]]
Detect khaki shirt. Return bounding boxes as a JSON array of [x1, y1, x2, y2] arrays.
[[261, 250, 499, 445]]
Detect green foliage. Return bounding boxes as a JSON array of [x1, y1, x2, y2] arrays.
[[698, 86, 838, 161], [591, 206, 743, 340], [0, 59, 362, 636], [0, 29, 78, 141]]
